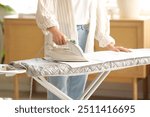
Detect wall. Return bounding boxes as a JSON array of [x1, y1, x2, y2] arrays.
[[0, 23, 3, 63]]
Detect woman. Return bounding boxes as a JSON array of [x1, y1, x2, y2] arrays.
[[36, 0, 129, 100]]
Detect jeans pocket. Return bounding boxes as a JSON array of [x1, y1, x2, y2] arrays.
[[77, 24, 89, 32]]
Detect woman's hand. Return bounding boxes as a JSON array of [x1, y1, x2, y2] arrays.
[[48, 26, 67, 45], [106, 43, 131, 52]]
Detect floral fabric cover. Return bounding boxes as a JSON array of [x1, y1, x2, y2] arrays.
[[10, 49, 150, 77]]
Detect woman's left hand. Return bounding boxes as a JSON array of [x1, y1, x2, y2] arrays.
[[106, 43, 131, 52]]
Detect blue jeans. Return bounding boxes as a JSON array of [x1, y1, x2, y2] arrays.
[[47, 25, 89, 100]]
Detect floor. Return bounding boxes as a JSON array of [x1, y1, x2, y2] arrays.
[[0, 90, 131, 100]]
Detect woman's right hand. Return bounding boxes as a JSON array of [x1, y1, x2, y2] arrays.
[[48, 26, 67, 45]]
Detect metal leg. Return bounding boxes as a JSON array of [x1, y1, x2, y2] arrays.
[[29, 77, 34, 99], [80, 71, 110, 100], [33, 76, 73, 100], [32, 71, 110, 100], [80, 72, 103, 100]]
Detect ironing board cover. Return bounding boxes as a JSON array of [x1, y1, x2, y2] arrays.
[[10, 49, 150, 77]]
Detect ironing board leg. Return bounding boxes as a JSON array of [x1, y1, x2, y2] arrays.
[[80, 72, 103, 100], [32, 71, 110, 100], [33, 76, 73, 100], [80, 71, 110, 100]]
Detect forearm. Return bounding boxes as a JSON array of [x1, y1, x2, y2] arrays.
[[36, 0, 59, 33]]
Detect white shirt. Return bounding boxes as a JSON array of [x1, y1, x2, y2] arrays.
[[72, 0, 91, 25], [36, 0, 115, 55]]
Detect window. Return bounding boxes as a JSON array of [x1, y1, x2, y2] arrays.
[[140, 0, 150, 15], [107, 0, 150, 16], [0, 0, 38, 13]]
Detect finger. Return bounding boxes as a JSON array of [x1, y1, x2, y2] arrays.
[[117, 47, 131, 52], [62, 36, 67, 45], [58, 39, 63, 45], [53, 38, 59, 45], [114, 48, 120, 52], [53, 36, 63, 45], [112, 47, 120, 52]]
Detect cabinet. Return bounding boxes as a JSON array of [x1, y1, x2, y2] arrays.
[[4, 16, 150, 99], [4, 16, 44, 62], [93, 19, 150, 99], [4, 15, 44, 99]]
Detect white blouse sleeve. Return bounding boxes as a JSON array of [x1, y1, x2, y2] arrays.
[[95, 0, 115, 47], [36, 0, 59, 34]]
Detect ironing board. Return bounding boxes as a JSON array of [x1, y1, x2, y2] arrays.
[[1, 48, 150, 100]]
